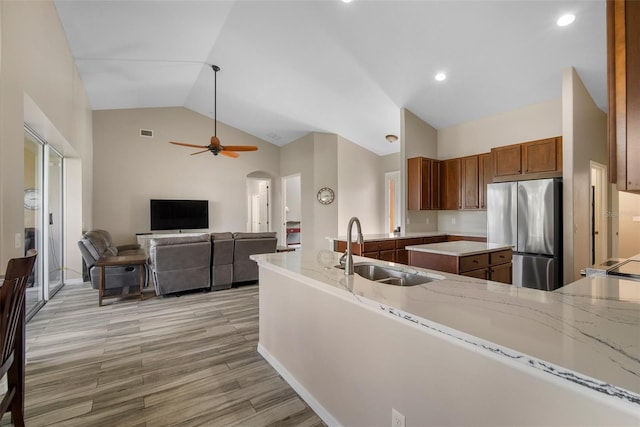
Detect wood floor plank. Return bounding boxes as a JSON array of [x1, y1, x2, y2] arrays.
[[21, 283, 326, 426]]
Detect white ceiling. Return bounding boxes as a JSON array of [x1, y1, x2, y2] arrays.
[[53, 0, 606, 156]]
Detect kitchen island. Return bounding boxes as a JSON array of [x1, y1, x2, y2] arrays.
[[252, 249, 639, 426], [407, 240, 513, 284]]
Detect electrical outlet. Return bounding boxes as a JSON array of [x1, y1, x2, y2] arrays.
[[407, 218, 410, 224], [451, 217, 456, 225], [426, 217, 429, 224], [392, 408, 405, 427], [14, 233, 22, 249]]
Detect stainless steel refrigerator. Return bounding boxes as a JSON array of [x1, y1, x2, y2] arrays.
[[487, 178, 563, 291]]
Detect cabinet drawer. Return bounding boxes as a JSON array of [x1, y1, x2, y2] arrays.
[[397, 238, 424, 249], [379, 250, 396, 262], [423, 235, 447, 244], [490, 250, 512, 266], [363, 240, 396, 252], [459, 253, 489, 272], [461, 268, 488, 280]]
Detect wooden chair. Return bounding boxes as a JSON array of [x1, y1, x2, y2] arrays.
[[0, 249, 37, 427]]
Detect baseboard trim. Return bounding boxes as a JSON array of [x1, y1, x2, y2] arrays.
[[257, 342, 341, 427]]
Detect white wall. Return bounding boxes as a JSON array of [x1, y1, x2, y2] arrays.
[[401, 108, 439, 232], [436, 97, 563, 235], [562, 67, 608, 282], [617, 191, 640, 258], [281, 134, 315, 248], [92, 107, 281, 244], [437, 98, 563, 159], [281, 132, 385, 250], [0, 0, 92, 275], [337, 135, 383, 236]]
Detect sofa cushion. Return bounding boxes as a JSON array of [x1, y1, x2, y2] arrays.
[[233, 232, 277, 240], [211, 232, 234, 240], [150, 234, 209, 247]]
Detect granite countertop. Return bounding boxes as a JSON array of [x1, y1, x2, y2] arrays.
[[251, 249, 640, 410], [328, 231, 486, 242], [406, 241, 512, 256]]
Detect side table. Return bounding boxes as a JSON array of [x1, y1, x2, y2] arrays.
[[95, 253, 148, 306]]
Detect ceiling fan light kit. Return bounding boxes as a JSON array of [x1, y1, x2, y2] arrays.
[[169, 64, 258, 158]]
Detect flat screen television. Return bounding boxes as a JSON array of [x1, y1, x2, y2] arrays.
[[150, 199, 209, 231]]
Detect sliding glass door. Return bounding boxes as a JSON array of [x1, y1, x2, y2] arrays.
[[24, 126, 65, 317], [24, 131, 45, 315], [47, 148, 64, 297]]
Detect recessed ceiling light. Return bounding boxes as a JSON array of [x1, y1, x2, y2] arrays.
[[435, 73, 447, 82], [557, 14, 575, 27], [342, 0, 353, 3]]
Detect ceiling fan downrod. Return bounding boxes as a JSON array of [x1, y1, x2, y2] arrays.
[[212, 64, 220, 139]]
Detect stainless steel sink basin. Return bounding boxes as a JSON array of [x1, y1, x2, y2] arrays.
[[337, 262, 439, 286]]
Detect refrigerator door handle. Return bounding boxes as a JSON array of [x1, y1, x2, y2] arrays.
[[546, 260, 552, 292]]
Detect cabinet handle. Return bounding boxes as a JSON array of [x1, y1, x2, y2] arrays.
[[473, 260, 478, 264]]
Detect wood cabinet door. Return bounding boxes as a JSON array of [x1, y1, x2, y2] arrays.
[[490, 262, 513, 284], [492, 144, 522, 177], [407, 157, 425, 210], [608, 0, 640, 191], [461, 155, 479, 209], [522, 137, 562, 174], [478, 153, 493, 209], [430, 160, 441, 210], [441, 158, 461, 210], [408, 157, 438, 210]]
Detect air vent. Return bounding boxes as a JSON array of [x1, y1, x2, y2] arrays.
[[140, 129, 153, 138]]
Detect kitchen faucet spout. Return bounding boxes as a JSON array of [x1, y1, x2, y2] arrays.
[[343, 217, 363, 275]]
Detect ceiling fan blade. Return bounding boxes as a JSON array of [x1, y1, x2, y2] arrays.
[[169, 141, 209, 149], [210, 136, 222, 148], [190, 148, 211, 155], [222, 145, 258, 152], [220, 150, 239, 158]]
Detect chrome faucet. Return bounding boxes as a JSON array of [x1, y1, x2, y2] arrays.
[[340, 216, 363, 275]]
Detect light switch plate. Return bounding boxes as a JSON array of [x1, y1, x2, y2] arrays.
[[15, 233, 22, 248]]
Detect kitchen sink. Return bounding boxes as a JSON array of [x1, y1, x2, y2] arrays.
[[337, 262, 440, 286]]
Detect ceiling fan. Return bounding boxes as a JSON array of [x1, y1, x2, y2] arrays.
[[169, 65, 258, 158]]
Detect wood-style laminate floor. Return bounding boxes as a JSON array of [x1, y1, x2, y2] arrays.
[[7, 283, 325, 427]]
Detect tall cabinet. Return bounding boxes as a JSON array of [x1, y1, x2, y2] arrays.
[[608, 0, 640, 192]]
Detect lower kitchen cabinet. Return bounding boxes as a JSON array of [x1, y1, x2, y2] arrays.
[[408, 245, 513, 285]]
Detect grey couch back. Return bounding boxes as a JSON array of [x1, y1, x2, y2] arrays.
[[232, 232, 277, 283], [149, 234, 211, 295]]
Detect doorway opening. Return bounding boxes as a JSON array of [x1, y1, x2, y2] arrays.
[[246, 174, 271, 233], [282, 174, 301, 248], [385, 171, 401, 233], [590, 161, 608, 265]]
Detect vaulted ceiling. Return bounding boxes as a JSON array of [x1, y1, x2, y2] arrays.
[[54, 0, 606, 156]]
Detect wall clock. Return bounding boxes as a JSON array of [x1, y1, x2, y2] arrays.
[[317, 187, 335, 205], [24, 189, 41, 210]]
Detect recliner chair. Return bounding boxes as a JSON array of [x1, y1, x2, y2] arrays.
[[77, 230, 148, 294]]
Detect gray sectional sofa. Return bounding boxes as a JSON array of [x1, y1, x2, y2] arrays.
[[79, 230, 278, 297]]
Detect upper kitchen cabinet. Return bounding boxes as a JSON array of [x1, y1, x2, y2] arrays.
[[479, 153, 493, 209], [407, 157, 441, 210], [608, 0, 640, 192], [461, 155, 480, 209], [491, 137, 562, 182], [441, 158, 461, 210]]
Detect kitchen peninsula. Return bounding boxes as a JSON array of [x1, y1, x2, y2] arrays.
[[252, 249, 639, 426]]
